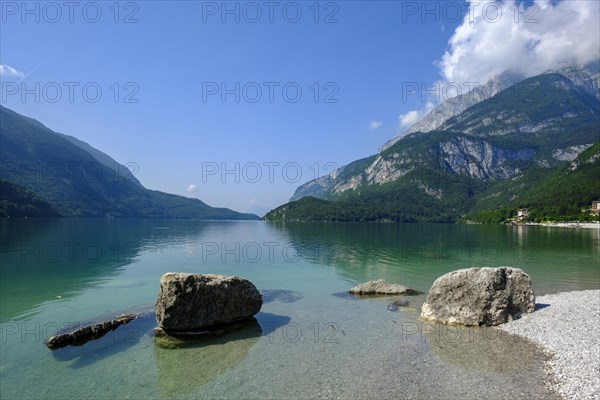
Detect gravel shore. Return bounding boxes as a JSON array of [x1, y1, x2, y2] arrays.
[[521, 222, 600, 229], [497, 290, 600, 400]]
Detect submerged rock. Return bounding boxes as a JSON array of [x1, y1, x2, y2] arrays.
[[155, 273, 262, 332], [387, 299, 410, 312], [154, 318, 262, 396], [260, 289, 303, 303], [349, 279, 422, 296], [420, 267, 535, 326], [45, 313, 136, 350], [153, 318, 261, 349], [50, 311, 155, 365]]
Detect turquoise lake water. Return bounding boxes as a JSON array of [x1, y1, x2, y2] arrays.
[[0, 219, 598, 399]]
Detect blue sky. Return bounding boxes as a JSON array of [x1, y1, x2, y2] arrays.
[[1, 1, 598, 215]]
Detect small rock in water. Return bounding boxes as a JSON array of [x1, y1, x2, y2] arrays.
[[260, 289, 303, 303], [45, 313, 136, 350], [387, 298, 410, 312], [349, 279, 422, 296]]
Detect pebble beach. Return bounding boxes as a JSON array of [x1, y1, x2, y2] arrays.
[[497, 290, 600, 400]]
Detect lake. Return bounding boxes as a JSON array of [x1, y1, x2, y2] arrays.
[[1, 219, 598, 399]]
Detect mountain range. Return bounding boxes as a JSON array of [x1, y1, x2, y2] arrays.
[[0, 106, 258, 219], [265, 63, 600, 223], [379, 62, 600, 152]]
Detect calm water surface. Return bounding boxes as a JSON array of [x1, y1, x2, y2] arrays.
[[1, 219, 598, 399]]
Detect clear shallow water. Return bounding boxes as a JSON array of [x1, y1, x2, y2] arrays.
[[0, 219, 598, 399]]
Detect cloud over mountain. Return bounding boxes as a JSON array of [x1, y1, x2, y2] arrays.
[[438, 0, 600, 85]]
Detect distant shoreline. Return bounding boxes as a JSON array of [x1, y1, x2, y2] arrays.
[[512, 222, 600, 229]]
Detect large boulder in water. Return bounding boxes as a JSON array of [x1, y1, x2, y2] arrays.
[[155, 273, 262, 332], [349, 279, 422, 296], [420, 267, 535, 326]]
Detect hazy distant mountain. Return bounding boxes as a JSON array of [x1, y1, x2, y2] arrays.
[[268, 69, 600, 222], [0, 106, 258, 219], [0, 180, 61, 217]]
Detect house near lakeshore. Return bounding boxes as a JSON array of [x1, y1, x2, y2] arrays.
[[592, 201, 600, 214], [517, 208, 529, 220]]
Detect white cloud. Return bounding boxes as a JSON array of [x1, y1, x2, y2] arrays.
[[0, 64, 25, 79], [186, 184, 197, 193], [438, 0, 600, 85], [398, 102, 435, 129], [397, 1, 599, 133], [398, 111, 421, 129], [369, 121, 383, 130]]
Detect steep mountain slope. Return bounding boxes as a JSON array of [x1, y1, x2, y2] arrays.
[[0, 180, 61, 217], [273, 71, 600, 222], [379, 71, 524, 152], [468, 142, 600, 223], [379, 61, 599, 152], [0, 106, 258, 219], [55, 131, 144, 189]]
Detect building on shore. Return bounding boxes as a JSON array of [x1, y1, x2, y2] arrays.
[[517, 208, 529, 220], [592, 201, 600, 214]]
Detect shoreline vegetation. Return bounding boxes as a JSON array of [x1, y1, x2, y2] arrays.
[[261, 195, 600, 225], [497, 290, 600, 400]]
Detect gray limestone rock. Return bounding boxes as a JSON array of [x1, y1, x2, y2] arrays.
[[420, 267, 535, 326], [349, 279, 422, 296], [155, 273, 262, 332]]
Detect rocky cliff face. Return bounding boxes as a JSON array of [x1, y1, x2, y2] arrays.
[[379, 71, 525, 152], [289, 67, 600, 208], [436, 138, 536, 180], [297, 141, 535, 199], [290, 170, 339, 201], [556, 61, 600, 101], [379, 62, 599, 152]]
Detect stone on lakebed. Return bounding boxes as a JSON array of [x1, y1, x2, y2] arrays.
[[349, 279, 423, 296], [45, 313, 137, 350], [155, 273, 262, 332], [420, 267, 535, 326]]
